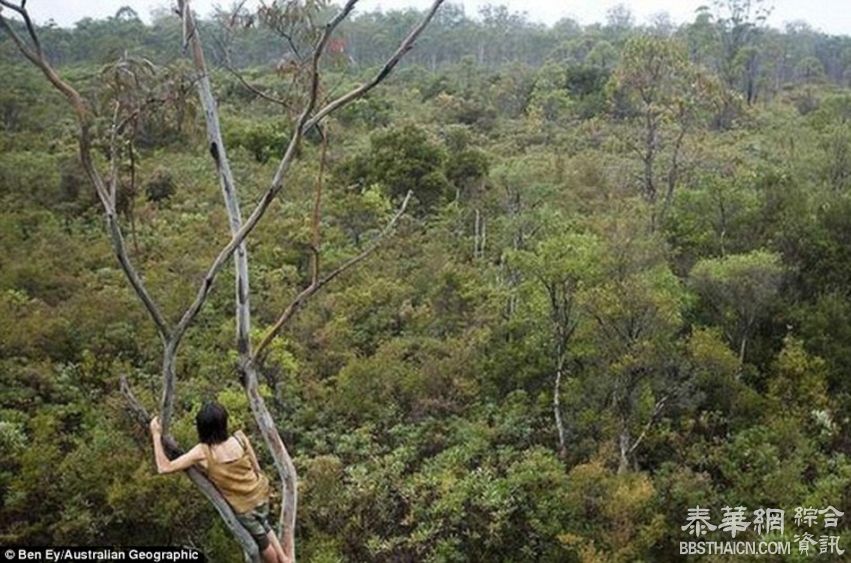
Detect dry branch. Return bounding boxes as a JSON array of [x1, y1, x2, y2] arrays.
[[627, 393, 669, 455], [254, 191, 412, 361], [164, 0, 445, 367], [0, 3, 170, 342], [305, 0, 446, 131]]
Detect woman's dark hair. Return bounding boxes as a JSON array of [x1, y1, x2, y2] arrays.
[[196, 401, 229, 444]]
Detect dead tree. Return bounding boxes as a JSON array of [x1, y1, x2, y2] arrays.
[[0, 0, 444, 560]]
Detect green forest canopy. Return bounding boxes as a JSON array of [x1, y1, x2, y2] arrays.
[[1, 1, 851, 561]]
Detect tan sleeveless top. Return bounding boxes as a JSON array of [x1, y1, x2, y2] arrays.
[[202, 431, 270, 514]]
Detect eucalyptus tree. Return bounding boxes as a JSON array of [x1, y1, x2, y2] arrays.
[[510, 229, 602, 458], [712, 0, 772, 104], [579, 219, 688, 474], [0, 0, 444, 560], [608, 35, 723, 230], [690, 250, 784, 367]]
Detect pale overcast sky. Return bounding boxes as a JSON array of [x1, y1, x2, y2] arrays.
[[19, 0, 851, 36]]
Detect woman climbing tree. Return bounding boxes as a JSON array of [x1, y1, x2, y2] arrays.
[[149, 403, 290, 563]]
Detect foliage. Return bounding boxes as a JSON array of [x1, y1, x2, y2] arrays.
[[144, 167, 176, 203], [1, 3, 850, 561], [337, 124, 451, 212]]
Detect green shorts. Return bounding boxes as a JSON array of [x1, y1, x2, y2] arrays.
[[235, 502, 272, 551]]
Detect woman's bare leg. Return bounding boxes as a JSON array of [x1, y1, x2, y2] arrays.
[[267, 531, 290, 563], [260, 542, 280, 563]]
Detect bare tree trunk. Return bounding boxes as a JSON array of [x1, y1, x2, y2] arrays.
[[618, 394, 667, 474], [502, 186, 522, 321], [659, 123, 687, 227], [717, 190, 728, 257], [127, 140, 140, 254], [474, 208, 480, 258], [553, 357, 567, 459], [643, 112, 657, 205], [473, 209, 486, 259], [618, 424, 631, 475], [241, 361, 298, 557], [642, 112, 659, 232], [739, 333, 748, 366], [481, 213, 486, 257]]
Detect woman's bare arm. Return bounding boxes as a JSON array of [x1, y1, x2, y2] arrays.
[[150, 416, 206, 474]]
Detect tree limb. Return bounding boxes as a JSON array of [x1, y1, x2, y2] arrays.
[[163, 0, 443, 361], [0, 0, 42, 57], [254, 190, 412, 362], [309, 125, 328, 285], [0, 8, 171, 343], [177, 0, 252, 356], [628, 394, 669, 455], [304, 0, 445, 131], [212, 9, 293, 110], [223, 61, 292, 107], [108, 101, 121, 208], [163, 0, 357, 358]]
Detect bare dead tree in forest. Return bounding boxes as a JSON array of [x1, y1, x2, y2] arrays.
[[0, 0, 444, 560]]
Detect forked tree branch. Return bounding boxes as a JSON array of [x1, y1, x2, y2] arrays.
[[224, 61, 293, 107], [309, 126, 328, 284], [0, 0, 43, 57], [212, 22, 293, 108], [254, 191, 412, 362], [627, 393, 669, 455], [177, 0, 250, 347], [165, 0, 442, 364], [250, 0, 444, 362], [304, 0, 445, 131], [173, 2, 358, 559], [162, 0, 358, 360]]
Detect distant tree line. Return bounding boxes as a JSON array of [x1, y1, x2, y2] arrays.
[[3, 1, 850, 103]]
